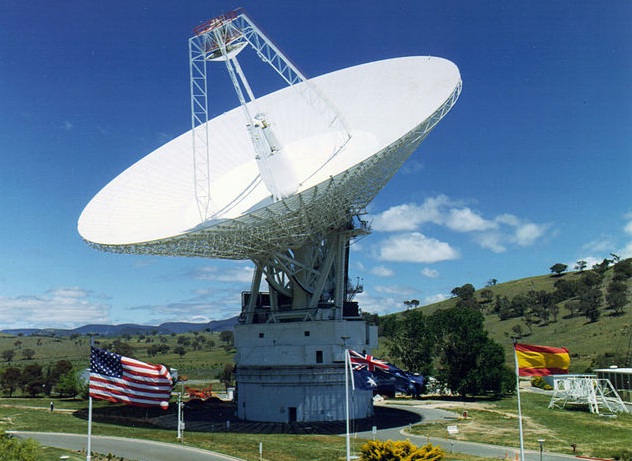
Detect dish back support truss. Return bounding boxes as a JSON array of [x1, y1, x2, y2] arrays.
[[241, 218, 369, 324], [189, 9, 351, 221], [548, 376, 629, 414]]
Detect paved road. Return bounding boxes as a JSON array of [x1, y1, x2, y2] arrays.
[[9, 431, 244, 461], [358, 403, 578, 461]]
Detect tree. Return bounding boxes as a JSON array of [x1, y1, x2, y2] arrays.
[[431, 306, 508, 396], [451, 284, 475, 300], [564, 299, 581, 319], [19, 364, 44, 397], [2, 349, 15, 363], [479, 289, 494, 304], [21, 349, 35, 360], [574, 260, 587, 272], [613, 258, 632, 281], [173, 346, 187, 358], [403, 299, 420, 310], [579, 288, 602, 322], [550, 263, 568, 276], [0, 367, 21, 397], [44, 359, 74, 396], [593, 258, 612, 275], [219, 363, 234, 390], [55, 370, 80, 398], [219, 331, 234, 345], [387, 309, 434, 378], [110, 340, 135, 357], [511, 324, 524, 338], [606, 280, 628, 316]]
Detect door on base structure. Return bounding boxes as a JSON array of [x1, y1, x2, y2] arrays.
[[288, 407, 297, 422]]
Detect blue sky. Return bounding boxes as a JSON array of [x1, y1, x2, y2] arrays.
[[1, 1, 630, 329]]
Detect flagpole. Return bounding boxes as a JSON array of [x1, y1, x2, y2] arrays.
[[344, 347, 351, 461], [86, 396, 92, 461], [513, 339, 525, 461], [87, 335, 95, 461]]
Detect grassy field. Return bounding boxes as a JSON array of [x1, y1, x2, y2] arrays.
[[407, 391, 632, 459], [1, 392, 630, 460], [0, 397, 450, 461], [0, 330, 235, 380]]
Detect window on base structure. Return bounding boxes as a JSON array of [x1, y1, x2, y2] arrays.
[[316, 350, 323, 363], [258, 333, 264, 338], [304, 331, 310, 336]]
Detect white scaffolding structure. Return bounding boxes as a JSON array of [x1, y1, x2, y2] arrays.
[[548, 376, 630, 414]]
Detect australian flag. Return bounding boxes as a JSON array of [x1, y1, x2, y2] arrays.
[[349, 350, 423, 396]]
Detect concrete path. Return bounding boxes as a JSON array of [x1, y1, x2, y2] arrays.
[[357, 403, 578, 461], [9, 431, 244, 461]]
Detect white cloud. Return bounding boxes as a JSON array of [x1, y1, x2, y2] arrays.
[[0, 287, 110, 329], [378, 232, 460, 263], [372, 195, 452, 232], [371, 196, 549, 252], [421, 267, 439, 279], [190, 264, 253, 283], [445, 207, 496, 232], [512, 222, 549, 246], [373, 284, 417, 296], [475, 231, 507, 253], [130, 287, 242, 325], [423, 293, 450, 305], [355, 290, 408, 315], [370, 265, 395, 277]]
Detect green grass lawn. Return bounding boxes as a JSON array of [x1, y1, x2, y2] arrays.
[[408, 392, 632, 459], [1, 397, 495, 461], [2, 393, 630, 460]]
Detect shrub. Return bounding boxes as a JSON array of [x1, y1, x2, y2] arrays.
[[0, 434, 41, 461], [359, 439, 444, 461], [530, 376, 552, 390]]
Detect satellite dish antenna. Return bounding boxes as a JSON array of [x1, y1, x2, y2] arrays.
[[78, 9, 462, 423]]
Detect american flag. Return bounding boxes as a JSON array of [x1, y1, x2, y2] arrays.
[[90, 347, 173, 409]]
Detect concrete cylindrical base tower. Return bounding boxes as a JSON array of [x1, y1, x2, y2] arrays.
[[234, 316, 377, 422]]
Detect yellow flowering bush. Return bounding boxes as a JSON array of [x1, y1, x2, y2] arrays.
[[359, 439, 445, 461]]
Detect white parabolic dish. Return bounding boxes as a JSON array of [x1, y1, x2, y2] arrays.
[[78, 56, 462, 259]]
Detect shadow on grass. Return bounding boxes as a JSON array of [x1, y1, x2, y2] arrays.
[[73, 397, 422, 435]]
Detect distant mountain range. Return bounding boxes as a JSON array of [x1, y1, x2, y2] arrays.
[[1, 316, 239, 337]]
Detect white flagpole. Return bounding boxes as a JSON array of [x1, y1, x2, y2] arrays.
[[87, 336, 95, 461], [513, 340, 525, 461], [86, 395, 92, 461], [344, 348, 351, 461]]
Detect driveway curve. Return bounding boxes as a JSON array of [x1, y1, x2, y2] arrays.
[[8, 431, 244, 461]]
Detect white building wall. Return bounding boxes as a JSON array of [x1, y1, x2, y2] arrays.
[[234, 319, 377, 422]]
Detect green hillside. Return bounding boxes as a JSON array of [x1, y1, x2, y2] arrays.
[[391, 262, 632, 373], [0, 330, 235, 381]]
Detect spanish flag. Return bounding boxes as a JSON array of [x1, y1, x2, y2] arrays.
[[514, 343, 570, 376]]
